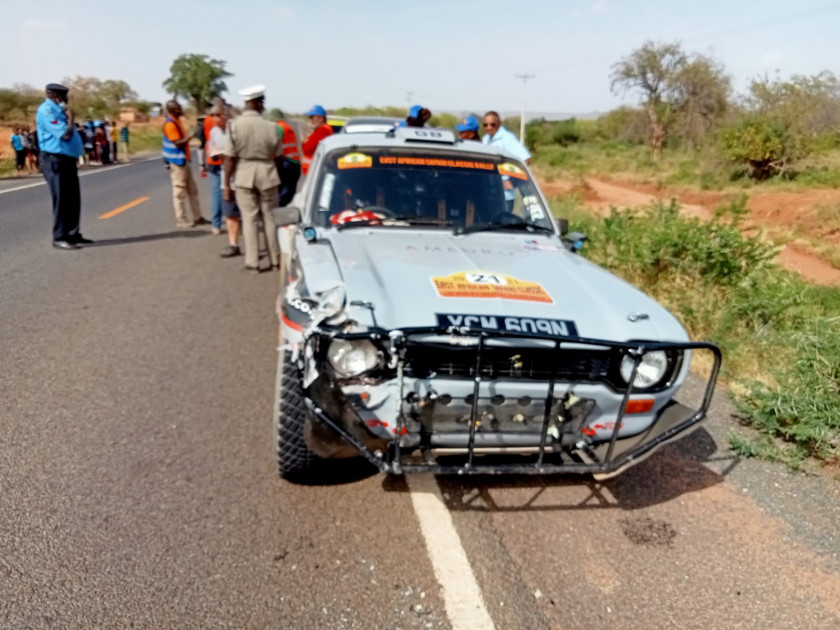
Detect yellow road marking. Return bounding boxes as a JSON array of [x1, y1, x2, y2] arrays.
[[99, 196, 149, 219]]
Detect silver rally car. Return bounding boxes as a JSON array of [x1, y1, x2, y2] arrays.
[[272, 127, 721, 482]]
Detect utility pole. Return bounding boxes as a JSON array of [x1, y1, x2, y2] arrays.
[[514, 73, 535, 143], [405, 91, 413, 107]]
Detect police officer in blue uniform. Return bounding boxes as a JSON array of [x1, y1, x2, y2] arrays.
[[36, 83, 91, 250]]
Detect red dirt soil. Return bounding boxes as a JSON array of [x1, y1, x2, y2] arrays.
[[542, 177, 840, 286]]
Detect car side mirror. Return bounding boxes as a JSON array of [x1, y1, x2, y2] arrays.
[[274, 206, 301, 227], [564, 231, 588, 253], [556, 217, 569, 236]]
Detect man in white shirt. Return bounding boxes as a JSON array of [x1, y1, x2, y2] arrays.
[[482, 111, 531, 213], [481, 111, 531, 163], [206, 102, 242, 258]]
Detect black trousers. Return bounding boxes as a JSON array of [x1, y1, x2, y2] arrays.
[[277, 159, 301, 207], [41, 152, 81, 241]]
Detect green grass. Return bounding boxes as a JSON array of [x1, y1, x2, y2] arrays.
[[128, 125, 166, 155], [551, 193, 840, 464], [534, 140, 840, 192]]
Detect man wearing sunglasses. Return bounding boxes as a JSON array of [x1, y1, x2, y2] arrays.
[[481, 111, 531, 164], [482, 111, 531, 213]]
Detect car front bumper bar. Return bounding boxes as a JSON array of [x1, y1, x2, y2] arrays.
[[304, 327, 722, 476]]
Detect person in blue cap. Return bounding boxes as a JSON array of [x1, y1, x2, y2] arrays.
[[36, 83, 89, 250], [403, 104, 431, 128], [455, 115, 480, 141], [301, 105, 333, 175]]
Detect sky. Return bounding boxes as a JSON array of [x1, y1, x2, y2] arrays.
[[3, 0, 840, 117]]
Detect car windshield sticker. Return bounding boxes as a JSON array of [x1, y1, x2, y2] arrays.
[[337, 152, 373, 169], [377, 156, 496, 171], [436, 313, 578, 338], [431, 271, 553, 303], [498, 162, 528, 180]]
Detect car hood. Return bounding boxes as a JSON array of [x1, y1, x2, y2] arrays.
[[304, 229, 687, 342]]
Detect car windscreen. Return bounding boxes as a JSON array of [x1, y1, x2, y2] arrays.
[[310, 149, 554, 232]]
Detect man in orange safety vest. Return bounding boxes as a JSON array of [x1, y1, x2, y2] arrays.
[[276, 118, 301, 207]]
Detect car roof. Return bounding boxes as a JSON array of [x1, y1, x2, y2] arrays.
[[318, 126, 510, 159], [345, 116, 403, 126]]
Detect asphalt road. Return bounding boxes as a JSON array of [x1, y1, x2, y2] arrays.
[[1, 160, 838, 629]]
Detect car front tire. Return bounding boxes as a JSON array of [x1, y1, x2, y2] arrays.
[[273, 348, 325, 482]]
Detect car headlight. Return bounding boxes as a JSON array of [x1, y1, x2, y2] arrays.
[[620, 350, 669, 389], [316, 285, 346, 318], [327, 339, 380, 377]]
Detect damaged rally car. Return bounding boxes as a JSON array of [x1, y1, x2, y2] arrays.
[[272, 126, 721, 482]]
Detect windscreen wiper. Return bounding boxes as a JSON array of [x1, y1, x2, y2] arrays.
[[336, 215, 453, 231], [454, 220, 555, 236]]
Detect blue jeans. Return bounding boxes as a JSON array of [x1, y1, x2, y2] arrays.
[[208, 164, 222, 229]]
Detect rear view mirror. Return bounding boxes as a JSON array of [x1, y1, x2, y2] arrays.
[[564, 231, 588, 253], [556, 217, 569, 236], [274, 206, 301, 227]]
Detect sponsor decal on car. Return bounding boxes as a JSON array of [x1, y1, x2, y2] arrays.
[[431, 271, 553, 303], [337, 152, 373, 169], [497, 162, 528, 180], [378, 156, 496, 171], [436, 313, 579, 338], [523, 239, 560, 252]]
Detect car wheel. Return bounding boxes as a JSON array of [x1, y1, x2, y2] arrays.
[[274, 348, 325, 482]]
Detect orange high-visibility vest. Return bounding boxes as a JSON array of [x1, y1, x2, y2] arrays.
[[277, 120, 301, 163]]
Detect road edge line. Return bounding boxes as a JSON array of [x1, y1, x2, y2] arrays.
[[407, 475, 496, 630]]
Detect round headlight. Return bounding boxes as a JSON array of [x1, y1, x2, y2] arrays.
[[327, 339, 380, 377], [620, 350, 669, 389]]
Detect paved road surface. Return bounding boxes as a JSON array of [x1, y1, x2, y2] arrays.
[[1, 160, 838, 629]]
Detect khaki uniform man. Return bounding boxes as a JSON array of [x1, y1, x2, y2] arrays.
[[223, 84, 281, 274]]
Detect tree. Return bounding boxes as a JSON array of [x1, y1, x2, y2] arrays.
[[99, 80, 138, 107], [720, 71, 840, 178], [162, 54, 232, 113], [610, 41, 730, 158], [267, 107, 286, 120]]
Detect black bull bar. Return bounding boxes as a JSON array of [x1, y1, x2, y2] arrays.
[[303, 326, 722, 476]]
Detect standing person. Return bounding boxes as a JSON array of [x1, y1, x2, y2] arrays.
[[206, 104, 242, 258], [97, 122, 110, 164], [19, 126, 33, 173], [26, 125, 40, 172], [110, 120, 119, 162], [36, 83, 89, 250], [84, 123, 95, 165], [301, 104, 333, 176], [223, 85, 281, 274], [10, 126, 26, 173], [120, 122, 129, 161], [200, 97, 226, 235], [481, 111, 532, 213], [162, 99, 208, 228], [276, 117, 301, 206], [455, 116, 480, 141]]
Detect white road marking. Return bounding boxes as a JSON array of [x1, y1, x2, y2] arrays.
[[407, 475, 496, 630], [0, 162, 137, 196]]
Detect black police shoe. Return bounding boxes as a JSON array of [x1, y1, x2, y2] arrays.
[[53, 240, 79, 250], [70, 235, 95, 245]]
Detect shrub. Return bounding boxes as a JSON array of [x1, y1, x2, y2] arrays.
[[548, 194, 840, 462]]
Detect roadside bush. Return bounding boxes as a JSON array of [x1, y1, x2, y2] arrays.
[[719, 115, 797, 179]]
